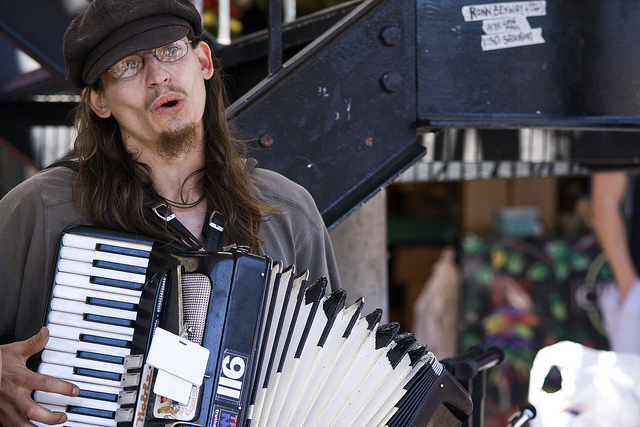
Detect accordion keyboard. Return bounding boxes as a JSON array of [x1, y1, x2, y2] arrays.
[[34, 231, 155, 427]]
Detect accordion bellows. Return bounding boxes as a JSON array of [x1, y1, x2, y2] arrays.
[[34, 226, 472, 427]]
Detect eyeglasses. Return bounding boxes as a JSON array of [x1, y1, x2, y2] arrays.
[[109, 39, 192, 80]]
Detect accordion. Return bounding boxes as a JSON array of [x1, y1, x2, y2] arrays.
[[34, 226, 472, 427]]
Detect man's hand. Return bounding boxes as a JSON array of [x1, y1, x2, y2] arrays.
[[0, 327, 80, 426]]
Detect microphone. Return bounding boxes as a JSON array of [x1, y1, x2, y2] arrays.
[[454, 345, 505, 381], [506, 402, 537, 427]]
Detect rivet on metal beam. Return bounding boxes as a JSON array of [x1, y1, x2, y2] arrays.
[[381, 73, 402, 93], [380, 26, 402, 46], [260, 134, 274, 148]]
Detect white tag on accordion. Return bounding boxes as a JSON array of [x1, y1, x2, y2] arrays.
[[153, 370, 194, 405], [147, 328, 210, 403]]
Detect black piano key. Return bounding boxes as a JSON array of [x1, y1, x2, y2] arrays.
[[86, 296, 137, 311], [91, 276, 144, 291], [77, 351, 125, 365], [78, 389, 119, 403], [96, 243, 150, 259], [93, 260, 147, 275], [74, 367, 122, 382], [80, 333, 131, 348], [67, 405, 115, 420], [83, 313, 135, 328]]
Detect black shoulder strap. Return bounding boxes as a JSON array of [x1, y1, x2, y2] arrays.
[[203, 210, 225, 251], [148, 202, 203, 250], [146, 197, 226, 252]]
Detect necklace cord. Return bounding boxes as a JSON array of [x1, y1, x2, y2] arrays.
[[164, 194, 205, 209]]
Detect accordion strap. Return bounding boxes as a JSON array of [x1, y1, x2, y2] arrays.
[[204, 210, 225, 251], [147, 199, 226, 251]]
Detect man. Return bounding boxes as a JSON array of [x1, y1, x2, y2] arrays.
[[0, 0, 340, 425], [591, 171, 640, 354]]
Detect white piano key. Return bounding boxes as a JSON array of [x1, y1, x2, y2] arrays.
[[68, 380, 124, 397], [50, 299, 137, 321], [39, 403, 117, 427], [45, 336, 130, 358], [47, 323, 132, 344], [33, 381, 124, 426], [53, 284, 140, 305], [41, 350, 126, 375], [33, 390, 119, 412], [31, 420, 96, 427], [57, 259, 146, 285], [63, 233, 152, 253], [55, 272, 141, 298], [48, 312, 134, 337], [60, 246, 150, 268], [39, 363, 121, 388]]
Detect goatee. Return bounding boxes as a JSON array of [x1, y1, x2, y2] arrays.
[[157, 122, 199, 159]]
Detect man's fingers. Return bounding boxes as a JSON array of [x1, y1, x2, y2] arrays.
[[4, 327, 79, 396], [0, 329, 80, 427], [0, 380, 69, 427], [0, 371, 77, 426], [0, 401, 31, 427], [21, 327, 50, 359], [30, 371, 80, 397], [23, 401, 68, 426]]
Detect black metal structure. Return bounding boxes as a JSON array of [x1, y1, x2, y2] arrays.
[[2, 0, 640, 227], [417, 0, 640, 130], [228, 0, 420, 226]]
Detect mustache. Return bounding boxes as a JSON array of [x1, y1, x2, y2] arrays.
[[145, 85, 188, 110]]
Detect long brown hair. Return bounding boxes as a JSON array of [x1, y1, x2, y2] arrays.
[[71, 35, 274, 252]]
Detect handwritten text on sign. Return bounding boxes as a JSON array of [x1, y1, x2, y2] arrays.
[[461, 1, 546, 51]]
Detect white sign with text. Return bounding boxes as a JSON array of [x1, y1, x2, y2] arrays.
[[461, 1, 547, 51]]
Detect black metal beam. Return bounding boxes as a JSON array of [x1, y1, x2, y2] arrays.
[[215, 1, 361, 69], [0, 0, 82, 91], [267, 0, 283, 75], [228, 0, 423, 228], [416, 0, 640, 130]]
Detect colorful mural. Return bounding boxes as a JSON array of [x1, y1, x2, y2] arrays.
[[459, 234, 610, 427]]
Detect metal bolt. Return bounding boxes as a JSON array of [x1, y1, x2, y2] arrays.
[[365, 137, 373, 147], [381, 73, 402, 93], [380, 26, 402, 46], [259, 134, 274, 148]]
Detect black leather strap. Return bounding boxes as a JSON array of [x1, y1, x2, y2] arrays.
[[146, 198, 226, 251], [203, 210, 225, 251], [150, 202, 203, 249]]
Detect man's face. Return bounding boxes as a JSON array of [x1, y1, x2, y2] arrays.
[[88, 38, 215, 159]]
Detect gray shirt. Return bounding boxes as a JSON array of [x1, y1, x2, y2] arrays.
[[0, 164, 340, 341]]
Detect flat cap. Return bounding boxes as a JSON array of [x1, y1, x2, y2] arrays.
[[63, 0, 203, 88]]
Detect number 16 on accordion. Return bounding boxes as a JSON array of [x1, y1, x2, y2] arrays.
[[33, 226, 272, 427]]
